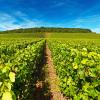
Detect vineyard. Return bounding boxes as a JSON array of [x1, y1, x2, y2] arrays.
[[0, 39, 45, 100], [0, 35, 100, 100], [48, 40, 100, 100]]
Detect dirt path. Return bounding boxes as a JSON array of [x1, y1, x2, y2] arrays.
[[31, 41, 66, 100], [45, 42, 66, 100]]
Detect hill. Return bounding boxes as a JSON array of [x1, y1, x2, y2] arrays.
[[0, 27, 93, 33]]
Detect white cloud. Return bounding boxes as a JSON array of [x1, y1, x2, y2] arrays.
[[70, 14, 100, 24], [63, 14, 100, 33], [51, 0, 80, 8], [92, 28, 100, 33], [0, 13, 20, 30], [0, 11, 100, 33], [51, 2, 65, 8], [0, 12, 44, 31]]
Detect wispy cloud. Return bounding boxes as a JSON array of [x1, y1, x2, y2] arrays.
[[51, 2, 65, 8], [79, 2, 100, 17], [63, 14, 100, 33], [0, 8, 100, 33], [0, 11, 44, 31], [0, 13, 20, 30], [0, 11, 62, 31], [71, 14, 100, 25], [92, 28, 100, 33], [50, 0, 80, 9]]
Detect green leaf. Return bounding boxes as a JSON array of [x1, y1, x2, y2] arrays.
[[9, 72, 15, 82], [2, 91, 13, 100], [81, 59, 88, 65], [11, 91, 16, 100], [72, 63, 78, 69], [0, 82, 2, 86], [5, 82, 12, 91]]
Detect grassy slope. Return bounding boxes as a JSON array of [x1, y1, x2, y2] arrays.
[[48, 32, 100, 39], [0, 32, 45, 39], [0, 32, 100, 41]]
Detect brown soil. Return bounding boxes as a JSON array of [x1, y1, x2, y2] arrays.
[[45, 42, 66, 100], [30, 41, 52, 100], [31, 41, 67, 100]]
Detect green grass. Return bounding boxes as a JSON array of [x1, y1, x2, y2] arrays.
[[49, 32, 100, 39], [0, 32, 45, 39], [0, 32, 100, 40]]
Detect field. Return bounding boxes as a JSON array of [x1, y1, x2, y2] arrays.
[[0, 32, 100, 100], [48, 39, 100, 100]]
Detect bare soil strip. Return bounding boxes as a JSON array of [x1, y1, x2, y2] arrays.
[[45, 42, 66, 100], [31, 41, 66, 100]]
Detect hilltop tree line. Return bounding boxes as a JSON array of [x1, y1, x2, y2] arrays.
[[0, 27, 93, 33]]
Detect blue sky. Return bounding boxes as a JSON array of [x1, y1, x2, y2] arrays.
[[0, 0, 100, 33]]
